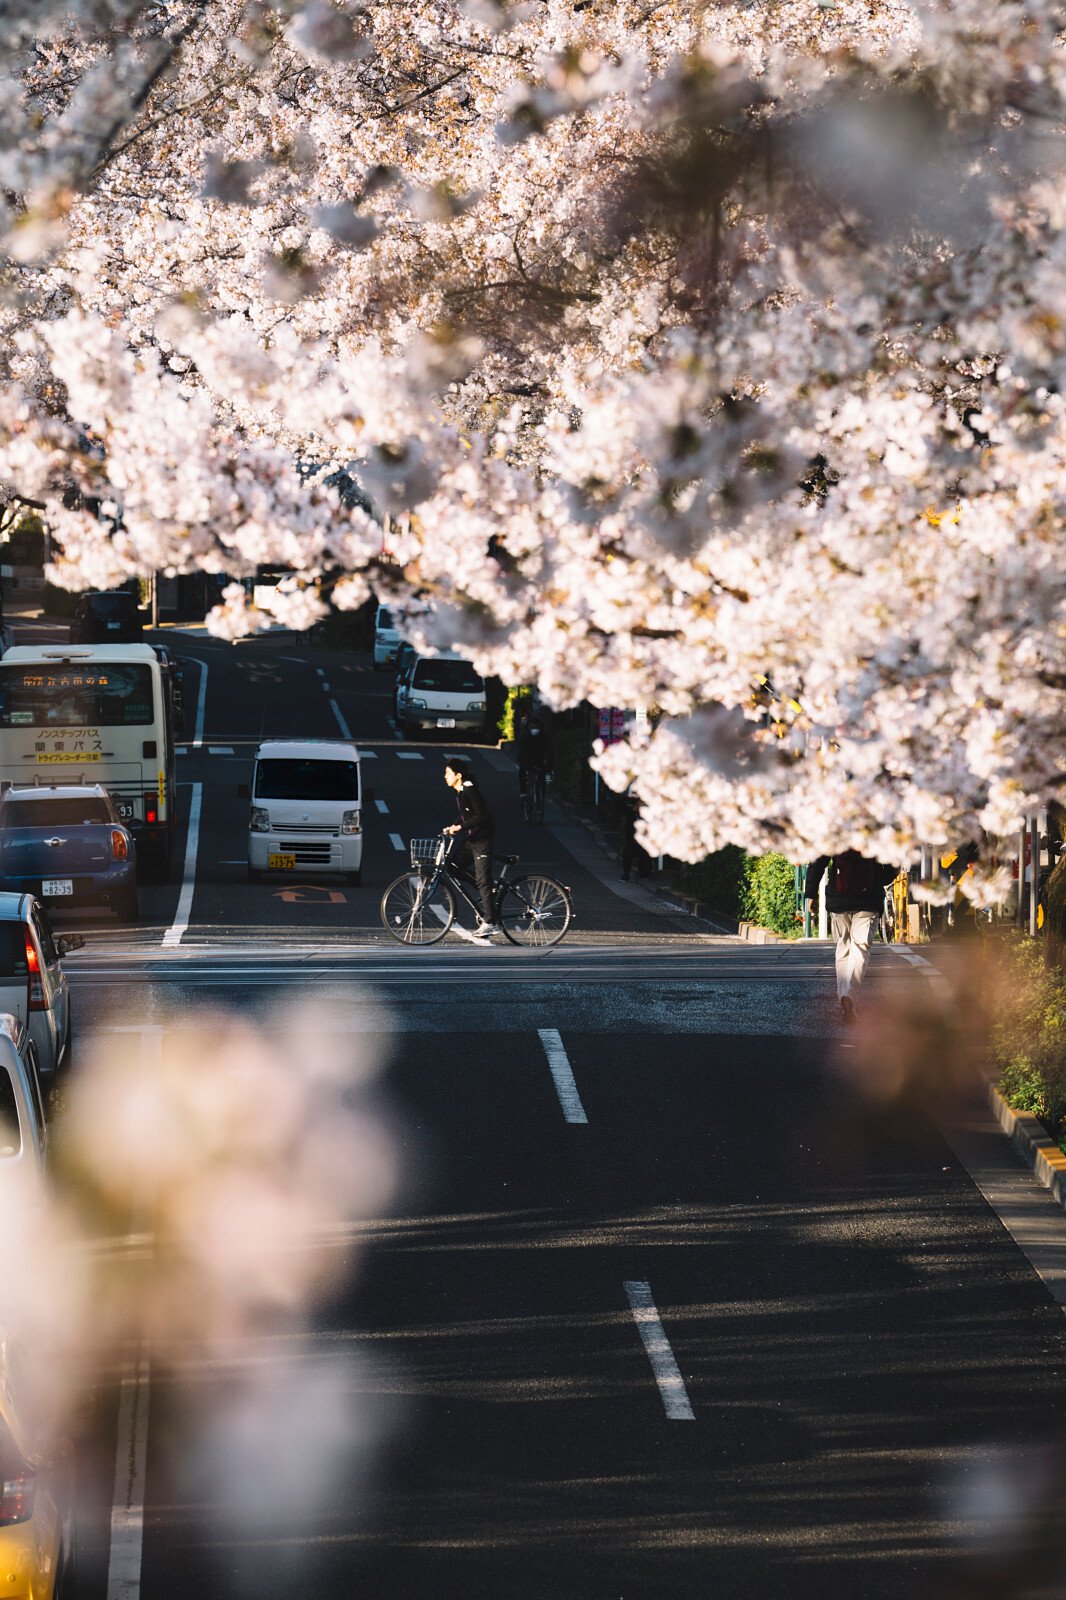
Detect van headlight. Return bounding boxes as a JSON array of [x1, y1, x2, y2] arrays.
[[250, 806, 270, 832], [409, 698, 426, 710], [468, 700, 485, 712], [341, 809, 362, 835]]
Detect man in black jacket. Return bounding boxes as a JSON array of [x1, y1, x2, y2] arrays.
[[805, 850, 898, 1024], [444, 759, 498, 938]]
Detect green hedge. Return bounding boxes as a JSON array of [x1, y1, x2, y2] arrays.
[[498, 685, 533, 742], [992, 935, 1066, 1144], [740, 852, 802, 938], [675, 847, 749, 920]]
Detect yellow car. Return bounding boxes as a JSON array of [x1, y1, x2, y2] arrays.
[[0, 1334, 75, 1599]]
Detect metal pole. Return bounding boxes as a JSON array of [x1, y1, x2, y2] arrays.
[[150, 571, 158, 629], [1017, 821, 1028, 928], [1030, 813, 1040, 938]]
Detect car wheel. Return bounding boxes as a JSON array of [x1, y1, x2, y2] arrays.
[[247, 865, 262, 885]]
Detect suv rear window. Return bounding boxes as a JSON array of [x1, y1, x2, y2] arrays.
[[412, 659, 482, 693], [0, 928, 28, 979], [85, 593, 137, 618], [1, 798, 112, 826], [255, 759, 360, 802]]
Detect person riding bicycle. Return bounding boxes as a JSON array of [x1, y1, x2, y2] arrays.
[[443, 759, 499, 939], [517, 714, 553, 804]]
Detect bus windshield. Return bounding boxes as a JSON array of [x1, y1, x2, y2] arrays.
[[0, 664, 155, 728]]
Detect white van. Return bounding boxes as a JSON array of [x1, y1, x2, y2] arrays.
[[243, 740, 363, 885], [373, 606, 401, 671], [398, 653, 486, 737]]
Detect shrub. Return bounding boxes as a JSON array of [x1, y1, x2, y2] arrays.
[[675, 847, 750, 921], [742, 852, 802, 938], [991, 934, 1066, 1141], [498, 685, 532, 742]]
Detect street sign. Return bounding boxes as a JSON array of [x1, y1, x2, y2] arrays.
[[597, 707, 627, 745]]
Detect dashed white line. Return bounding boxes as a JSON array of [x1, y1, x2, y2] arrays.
[[207, 746, 233, 756], [322, 682, 330, 692], [375, 799, 389, 814], [315, 667, 325, 678], [162, 782, 201, 948], [279, 655, 304, 664], [397, 752, 423, 761], [624, 1280, 696, 1420], [329, 699, 352, 739], [388, 832, 405, 852], [537, 1028, 588, 1124]]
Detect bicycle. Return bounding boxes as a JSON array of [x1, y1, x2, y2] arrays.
[[380, 834, 573, 947], [521, 766, 547, 825]]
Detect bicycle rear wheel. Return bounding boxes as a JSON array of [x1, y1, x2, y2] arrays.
[[381, 872, 455, 944], [498, 874, 572, 947]]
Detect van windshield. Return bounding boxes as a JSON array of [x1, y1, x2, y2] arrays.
[[377, 609, 393, 630], [255, 759, 360, 802], [412, 659, 482, 693]]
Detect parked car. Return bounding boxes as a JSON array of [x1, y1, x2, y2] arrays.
[[0, 622, 13, 658], [0, 785, 137, 921], [69, 590, 143, 644], [399, 653, 486, 737], [0, 1323, 76, 1595], [392, 642, 417, 721], [373, 605, 401, 671], [0, 1014, 48, 1198], [0, 895, 80, 1086], [151, 643, 185, 732], [240, 739, 364, 885]]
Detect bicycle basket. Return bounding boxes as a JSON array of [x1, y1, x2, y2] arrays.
[[409, 837, 441, 868]]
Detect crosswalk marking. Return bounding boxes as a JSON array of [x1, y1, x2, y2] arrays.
[[624, 1280, 696, 1420], [537, 1028, 588, 1124], [397, 752, 424, 761], [375, 799, 389, 814], [389, 833, 405, 852], [207, 746, 233, 755]]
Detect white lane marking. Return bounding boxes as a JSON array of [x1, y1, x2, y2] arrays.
[[375, 799, 389, 814], [279, 655, 304, 664], [329, 699, 352, 740], [538, 1028, 588, 1124], [397, 752, 423, 761], [322, 682, 330, 692], [106, 1025, 161, 1600], [315, 667, 325, 678], [207, 746, 233, 755], [162, 782, 202, 948], [191, 658, 208, 748], [358, 751, 377, 759], [623, 1281, 696, 1420], [389, 833, 405, 852], [892, 945, 951, 996]]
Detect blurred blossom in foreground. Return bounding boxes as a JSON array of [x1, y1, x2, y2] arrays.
[[0, 989, 400, 1588]]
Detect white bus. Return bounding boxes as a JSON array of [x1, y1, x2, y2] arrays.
[[0, 644, 178, 876]]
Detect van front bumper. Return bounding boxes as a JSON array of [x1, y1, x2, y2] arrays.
[[249, 834, 363, 875]]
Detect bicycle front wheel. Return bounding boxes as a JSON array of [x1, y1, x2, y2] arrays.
[[498, 875, 572, 947], [381, 872, 455, 945]]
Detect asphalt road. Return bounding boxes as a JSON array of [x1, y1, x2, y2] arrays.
[[11, 621, 1066, 1599]]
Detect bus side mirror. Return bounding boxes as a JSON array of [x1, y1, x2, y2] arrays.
[[237, 783, 250, 800]]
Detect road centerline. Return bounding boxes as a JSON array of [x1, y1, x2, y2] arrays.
[[623, 1280, 695, 1420], [330, 698, 352, 739], [388, 832, 405, 852], [538, 1028, 588, 1123]]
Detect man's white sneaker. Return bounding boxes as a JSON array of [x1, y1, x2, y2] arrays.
[[473, 920, 499, 939]]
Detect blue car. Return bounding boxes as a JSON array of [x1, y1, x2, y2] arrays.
[[0, 784, 138, 921]]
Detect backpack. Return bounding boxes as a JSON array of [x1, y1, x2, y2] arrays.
[[830, 851, 885, 899]]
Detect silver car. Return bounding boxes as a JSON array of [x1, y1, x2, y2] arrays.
[[0, 894, 81, 1084]]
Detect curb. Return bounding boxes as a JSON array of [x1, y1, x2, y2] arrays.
[[988, 1081, 1066, 1211]]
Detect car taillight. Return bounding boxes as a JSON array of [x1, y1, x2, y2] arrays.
[[144, 791, 158, 825], [24, 937, 45, 1012], [111, 829, 129, 861], [0, 1467, 35, 1525]]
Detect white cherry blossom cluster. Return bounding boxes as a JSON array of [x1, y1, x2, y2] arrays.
[[1, 0, 1065, 863]]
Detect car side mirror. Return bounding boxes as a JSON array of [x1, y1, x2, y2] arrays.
[[56, 934, 85, 956], [237, 783, 250, 799]]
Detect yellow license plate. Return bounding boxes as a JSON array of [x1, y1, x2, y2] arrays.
[[268, 853, 296, 870]]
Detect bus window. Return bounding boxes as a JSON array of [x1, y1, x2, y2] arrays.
[[0, 664, 155, 728]]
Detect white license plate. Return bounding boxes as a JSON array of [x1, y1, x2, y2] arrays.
[[43, 879, 73, 896], [437, 717, 455, 728], [107, 620, 120, 629]]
